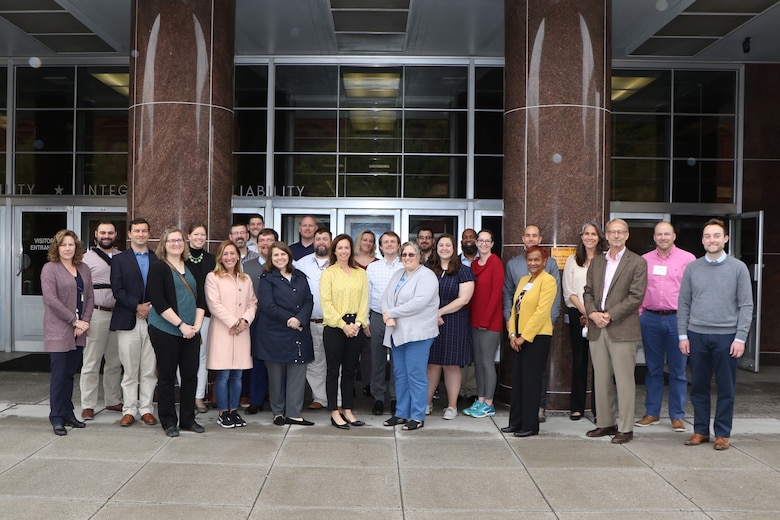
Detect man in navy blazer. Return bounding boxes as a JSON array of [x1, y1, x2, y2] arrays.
[[110, 218, 159, 427]]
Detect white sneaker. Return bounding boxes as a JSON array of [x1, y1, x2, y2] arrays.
[[425, 403, 433, 415], [442, 407, 457, 420]]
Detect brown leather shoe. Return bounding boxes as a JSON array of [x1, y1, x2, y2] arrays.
[[120, 414, 134, 427], [246, 405, 260, 415], [714, 436, 730, 450], [586, 425, 618, 437], [307, 402, 323, 410], [611, 431, 633, 444], [684, 433, 710, 446], [81, 408, 94, 421], [635, 415, 660, 427], [105, 403, 123, 412], [141, 413, 157, 425], [671, 419, 686, 432]]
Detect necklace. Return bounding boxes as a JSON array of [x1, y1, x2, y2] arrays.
[[189, 250, 204, 264]]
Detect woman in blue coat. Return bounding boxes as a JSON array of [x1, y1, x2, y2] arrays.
[[253, 242, 315, 426]]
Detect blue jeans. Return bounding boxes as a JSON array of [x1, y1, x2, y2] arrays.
[[214, 369, 243, 411], [688, 330, 737, 438], [640, 311, 688, 419], [392, 338, 434, 422]]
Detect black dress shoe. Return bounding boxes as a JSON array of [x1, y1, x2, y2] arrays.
[[331, 417, 350, 430], [500, 426, 518, 433], [570, 412, 583, 421], [52, 424, 67, 436], [586, 425, 619, 438], [64, 416, 86, 428], [164, 426, 180, 437], [285, 417, 315, 426], [182, 423, 205, 433], [341, 414, 365, 426], [273, 415, 285, 426], [372, 400, 384, 415], [513, 430, 538, 437]]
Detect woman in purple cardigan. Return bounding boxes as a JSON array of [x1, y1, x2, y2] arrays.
[[41, 229, 94, 436]]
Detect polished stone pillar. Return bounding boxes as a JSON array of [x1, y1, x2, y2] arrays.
[[500, 1, 611, 411], [128, 0, 235, 250]]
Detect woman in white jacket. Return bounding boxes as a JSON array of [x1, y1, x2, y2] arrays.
[[381, 242, 440, 430]]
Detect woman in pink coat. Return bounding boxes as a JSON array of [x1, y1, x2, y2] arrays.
[[206, 240, 257, 429]]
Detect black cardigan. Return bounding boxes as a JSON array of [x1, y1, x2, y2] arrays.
[[147, 260, 207, 319]]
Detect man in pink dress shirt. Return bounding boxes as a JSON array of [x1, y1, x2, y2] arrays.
[[635, 222, 696, 432]]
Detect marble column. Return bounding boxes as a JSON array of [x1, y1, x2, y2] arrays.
[[128, 0, 235, 251], [499, 1, 611, 410]]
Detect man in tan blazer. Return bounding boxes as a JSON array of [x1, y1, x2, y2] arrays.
[[583, 218, 647, 444]]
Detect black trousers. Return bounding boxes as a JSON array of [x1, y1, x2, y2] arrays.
[[49, 346, 83, 425], [508, 335, 551, 433], [149, 326, 199, 429], [323, 325, 363, 411], [568, 307, 595, 415]]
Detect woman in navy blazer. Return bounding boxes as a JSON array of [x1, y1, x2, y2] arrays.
[[253, 242, 315, 426], [41, 229, 94, 436]]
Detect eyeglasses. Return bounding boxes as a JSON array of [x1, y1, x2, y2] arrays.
[[477, 239, 493, 244], [418, 235, 433, 240], [606, 229, 627, 236], [401, 252, 417, 258], [166, 238, 184, 244]]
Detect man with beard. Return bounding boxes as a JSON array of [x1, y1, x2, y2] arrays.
[[246, 213, 265, 253], [229, 222, 260, 264], [290, 215, 318, 260], [459, 228, 479, 266], [296, 228, 334, 409], [417, 228, 434, 264], [79, 221, 124, 420]]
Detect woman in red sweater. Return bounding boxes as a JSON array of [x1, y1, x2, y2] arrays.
[[465, 229, 505, 418]]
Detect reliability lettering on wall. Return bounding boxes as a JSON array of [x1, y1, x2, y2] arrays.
[[236, 185, 305, 197], [7, 183, 305, 197]]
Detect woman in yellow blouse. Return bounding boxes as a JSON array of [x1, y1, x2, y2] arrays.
[[502, 245, 557, 437], [320, 234, 369, 429]]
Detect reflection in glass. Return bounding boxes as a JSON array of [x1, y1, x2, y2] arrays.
[[475, 67, 503, 110], [612, 114, 669, 158], [340, 174, 400, 198], [674, 70, 736, 114], [274, 154, 337, 197], [16, 67, 75, 109], [21, 211, 69, 295], [276, 110, 336, 152], [611, 159, 669, 202], [16, 110, 74, 152], [233, 154, 267, 196], [673, 115, 735, 159], [235, 110, 268, 152], [474, 111, 503, 154], [235, 66, 269, 107], [77, 67, 129, 108], [611, 70, 671, 113], [77, 154, 128, 192], [404, 156, 466, 198], [408, 215, 457, 242], [76, 110, 128, 152], [672, 159, 734, 203], [340, 66, 402, 109], [404, 66, 467, 109], [404, 111, 466, 154], [276, 66, 338, 108], [340, 110, 400, 153], [15, 154, 74, 195], [474, 156, 503, 199]]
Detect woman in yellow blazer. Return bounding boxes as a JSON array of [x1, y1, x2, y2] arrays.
[[502, 245, 557, 437]]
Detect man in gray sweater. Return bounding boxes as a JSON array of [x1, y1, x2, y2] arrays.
[[677, 218, 753, 451]]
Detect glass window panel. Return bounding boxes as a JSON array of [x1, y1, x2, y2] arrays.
[[611, 159, 669, 202], [340, 66, 402, 109], [0, 67, 6, 108], [276, 110, 336, 152], [343, 154, 400, 174], [274, 154, 337, 197], [404, 66, 467, 109], [672, 115, 735, 159], [21, 210, 69, 296], [612, 114, 670, 157], [16, 67, 75, 108], [474, 156, 503, 199], [474, 111, 503, 154], [408, 215, 458, 242], [276, 65, 338, 108], [233, 154, 267, 196], [612, 69, 671, 113], [340, 110, 400, 153], [15, 153, 73, 194], [16, 110, 74, 152], [77, 66, 129, 108], [404, 156, 466, 198], [674, 70, 736, 114], [235, 65, 269, 107], [404, 111, 466, 154], [0, 110, 5, 152], [234, 110, 268, 152], [672, 159, 734, 203], [76, 110, 128, 152], [340, 174, 400, 198], [76, 154, 127, 192], [475, 67, 504, 110], [1, 154, 5, 193]]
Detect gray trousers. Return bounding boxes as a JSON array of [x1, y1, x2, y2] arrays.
[[369, 310, 395, 402], [266, 361, 307, 418]]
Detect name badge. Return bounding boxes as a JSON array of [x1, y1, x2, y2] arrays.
[[522, 282, 534, 291], [652, 265, 667, 276]]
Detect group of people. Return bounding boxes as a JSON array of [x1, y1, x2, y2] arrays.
[[41, 214, 752, 447]]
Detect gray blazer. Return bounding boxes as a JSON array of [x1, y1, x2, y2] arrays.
[[41, 261, 94, 352], [381, 266, 440, 347]]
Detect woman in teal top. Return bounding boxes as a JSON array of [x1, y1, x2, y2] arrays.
[[148, 227, 207, 437]]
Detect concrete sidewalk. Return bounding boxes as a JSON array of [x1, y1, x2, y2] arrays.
[[0, 367, 779, 519]]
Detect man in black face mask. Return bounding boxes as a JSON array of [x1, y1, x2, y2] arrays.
[[459, 228, 478, 266]]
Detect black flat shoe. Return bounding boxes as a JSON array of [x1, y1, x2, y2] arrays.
[[383, 415, 407, 427], [285, 417, 315, 426], [52, 424, 67, 436], [514, 430, 538, 437], [570, 412, 583, 421], [273, 415, 285, 426], [500, 426, 518, 433], [182, 423, 205, 433], [341, 413, 365, 426], [331, 417, 350, 430], [165, 426, 180, 437], [402, 419, 424, 431], [64, 417, 86, 428]]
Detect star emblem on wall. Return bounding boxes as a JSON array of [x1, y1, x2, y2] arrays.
[[54, 185, 64, 195]]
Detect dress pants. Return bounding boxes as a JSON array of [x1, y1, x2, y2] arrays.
[[567, 307, 593, 415], [369, 310, 395, 402], [507, 335, 551, 433], [305, 322, 330, 406], [392, 339, 434, 422], [49, 346, 83, 425], [149, 326, 199, 429], [266, 361, 307, 418], [80, 308, 122, 409], [249, 357, 268, 407], [590, 330, 637, 433], [177, 316, 209, 399], [117, 320, 157, 417], [640, 311, 687, 419], [323, 326, 362, 410], [688, 331, 737, 438]]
